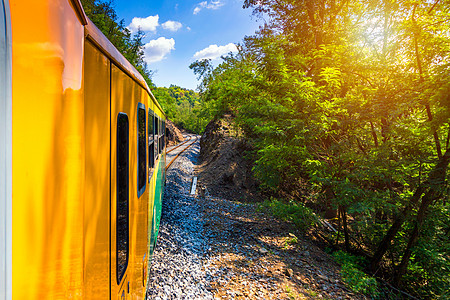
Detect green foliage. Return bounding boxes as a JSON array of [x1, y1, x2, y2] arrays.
[[402, 204, 450, 298], [285, 233, 298, 245], [152, 85, 208, 134], [260, 198, 317, 231], [333, 251, 380, 297], [191, 0, 450, 298]]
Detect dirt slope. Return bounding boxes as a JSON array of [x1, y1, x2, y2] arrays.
[[166, 119, 184, 146], [197, 115, 259, 201]]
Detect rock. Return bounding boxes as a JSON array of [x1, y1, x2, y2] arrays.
[[285, 268, 294, 277], [259, 247, 269, 254]]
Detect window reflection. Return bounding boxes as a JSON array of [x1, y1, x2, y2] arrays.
[[116, 113, 129, 284]]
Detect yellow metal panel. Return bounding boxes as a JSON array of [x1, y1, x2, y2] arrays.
[[131, 88, 149, 299], [112, 65, 153, 299], [11, 0, 84, 298], [84, 41, 110, 299]]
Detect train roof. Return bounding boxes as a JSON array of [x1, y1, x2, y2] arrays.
[[70, 0, 165, 115]]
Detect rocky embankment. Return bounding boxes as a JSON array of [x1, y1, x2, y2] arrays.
[[197, 114, 258, 201], [165, 119, 184, 146]]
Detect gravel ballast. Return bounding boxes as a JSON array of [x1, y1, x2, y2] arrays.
[[147, 140, 213, 299]]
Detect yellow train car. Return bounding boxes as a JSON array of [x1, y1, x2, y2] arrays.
[[0, 0, 166, 298]]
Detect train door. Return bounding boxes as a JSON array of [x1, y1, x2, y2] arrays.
[[111, 65, 149, 299], [0, 0, 12, 298], [84, 40, 111, 298]]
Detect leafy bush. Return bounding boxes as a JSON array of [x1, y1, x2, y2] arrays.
[[153, 85, 208, 134], [260, 198, 317, 231], [332, 251, 380, 297]]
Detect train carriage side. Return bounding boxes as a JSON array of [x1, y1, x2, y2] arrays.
[[84, 8, 167, 300], [5, 0, 166, 298], [10, 0, 86, 297]]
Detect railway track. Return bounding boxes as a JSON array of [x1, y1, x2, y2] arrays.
[[166, 135, 199, 171], [166, 135, 192, 154]]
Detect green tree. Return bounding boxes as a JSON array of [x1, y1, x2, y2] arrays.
[[81, 0, 154, 87], [191, 0, 450, 296], [152, 85, 207, 134]]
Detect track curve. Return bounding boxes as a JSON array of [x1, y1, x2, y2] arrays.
[[166, 135, 199, 171]]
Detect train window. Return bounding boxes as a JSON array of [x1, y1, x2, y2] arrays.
[[148, 109, 155, 179], [154, 116, 159, 158], [160, 120, 164, 151], [160, 120, 163, 152], [137, 104, 146, 197], [163, 120, 166, 150], [116, 113, 129, 284]]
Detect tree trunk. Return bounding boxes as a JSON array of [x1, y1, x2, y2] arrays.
[[369, 186, 425, 272], [393, 148, 449, 284], [393, 189, 436, 286], [335, 206, 342, 247], [412, 3, 443, 159], [305, 1, 323, 49], [370, 122, 379, 147], [370, 149, 450, 273], [342, 206, 350, 251]]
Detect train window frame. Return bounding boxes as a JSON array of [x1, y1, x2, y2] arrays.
[[116, 112, 129, 284], [148, 108, 155, 181], [158, 119, 163, 154], [160, 120, 163, 153], [162, 120, 166, 150], [137, 103, 146, 198], [154, 115, 159, 159]]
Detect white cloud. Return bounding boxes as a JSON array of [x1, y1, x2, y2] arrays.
[[128, 15, 159, 33], [162, 20, 183, 32], [193, 6, 202, 14], [187, 26, 192, 31], [144, 37, 175, 63], [193, 43, 237, 60], [193, 1, 224, 15]]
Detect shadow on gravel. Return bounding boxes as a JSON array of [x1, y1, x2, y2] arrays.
[[199, 197, 361, 300]]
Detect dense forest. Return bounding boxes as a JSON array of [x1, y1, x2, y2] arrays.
[[190, 0, 450, 298], [152, 85, 208, 133]]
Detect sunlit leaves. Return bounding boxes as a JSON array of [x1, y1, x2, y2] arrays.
[[191, 1, 450, 295]]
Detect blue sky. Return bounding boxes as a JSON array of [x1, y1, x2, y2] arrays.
[[114, 0, 262, 90]]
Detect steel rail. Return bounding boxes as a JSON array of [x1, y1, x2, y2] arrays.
[[166, 135, 192, 154], [165, 136, 198, 171]]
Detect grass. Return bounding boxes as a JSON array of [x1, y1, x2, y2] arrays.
[[285, 285, 298, 300]]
